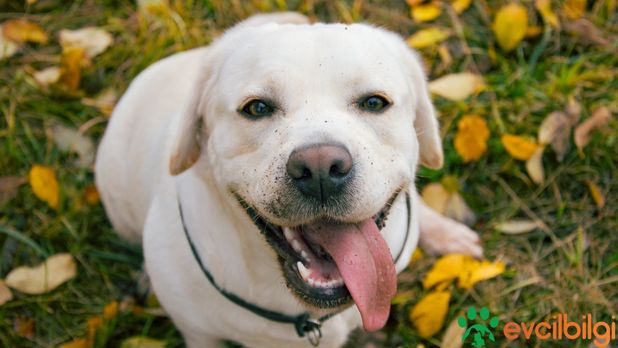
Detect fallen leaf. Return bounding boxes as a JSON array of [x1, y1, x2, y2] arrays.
[[81, 88, 117, 116], [406, 0, 424, 6], [495, 219, 543, 234], [423, 254, 467, 289], [454, 115, 490, 162], [87, 316, 102, 340], [565, 19, 609, 46], [5, 253, 76, 294], [0, 32, 19, 59], [137, 0, 170, 15], [407, 27, 450, 49], [525, 26, 542, 38], [526, 146, 545, 184], [493, 3, 528, 52], [59, 27, 113, 58], [120, 337, 166, 348], [52, 124, 96, 167], [58, 339, 91, 348], [103, 301, 119, 320], [441, 315, 465, 348], [428, 72, 484, 101], [412, 3, 442, 22], [443, 191, 476, 226], [29, 165, 59, 209], [84, 184, 100, 205], [0, 280, 13, 306], [585, 180, 605, 209], [421, 182, 475, 225], [0, 176, 27, 206], [410, 291, 451, 338], [538, 111, 571, 161], [14, 317, 34, 339], [59, 47, 86, 92], [565, 96, 581, 124], [421, 183, 449, 213], [535, 0, 560, 28], [574, 106, 612, 151], [451, 0, 472, 14], [563, 0, 587, 20], [501, 134, 538, 161], [458, 260, 505, 289], [2, 19, 48, 44], [32, 66, 61, 88]]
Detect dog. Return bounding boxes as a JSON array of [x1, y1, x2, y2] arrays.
[[95, 12, 482, 347]]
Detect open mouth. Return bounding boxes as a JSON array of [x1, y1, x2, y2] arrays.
[[235, 190, 401, 332]]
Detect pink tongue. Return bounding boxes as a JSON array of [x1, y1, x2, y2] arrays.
[[305, 219, 397, 331]]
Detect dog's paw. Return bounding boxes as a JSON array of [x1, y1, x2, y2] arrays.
[[419, 216, 483, 258]]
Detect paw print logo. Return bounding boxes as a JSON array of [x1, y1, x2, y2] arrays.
[[457, 307, 499, 347]]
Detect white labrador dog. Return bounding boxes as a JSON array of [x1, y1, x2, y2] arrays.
[[96, 12, 481, 348]]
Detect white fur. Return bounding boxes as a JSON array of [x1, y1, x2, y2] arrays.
[[96, 13, 481, 348]]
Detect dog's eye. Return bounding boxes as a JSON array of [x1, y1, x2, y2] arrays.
[[240, 99, 275, 119], [358, 95, 390, 113]]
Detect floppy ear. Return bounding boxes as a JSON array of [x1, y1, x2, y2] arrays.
[[169, 63, 211, 176], [414, 80, 444, 169]]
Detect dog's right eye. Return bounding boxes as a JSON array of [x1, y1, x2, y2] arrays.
[[240, 99, 275, 119]]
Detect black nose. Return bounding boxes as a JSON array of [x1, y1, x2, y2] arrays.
[[286, 143, 353, 203]]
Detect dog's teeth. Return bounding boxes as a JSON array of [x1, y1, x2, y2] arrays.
[[283, 228, 294, 242], [300, 250, 309, 261], [308, 278, 316, 287], [297, 261, 310, 280], [292, 240, 301, 252]]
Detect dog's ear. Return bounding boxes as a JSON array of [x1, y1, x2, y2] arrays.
[[169, 62, 211, 176]]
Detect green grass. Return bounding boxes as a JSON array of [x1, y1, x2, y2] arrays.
[[1, 1, 616, 347]]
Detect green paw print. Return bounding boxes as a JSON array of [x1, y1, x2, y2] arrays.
[[457, 307, 499, 347]]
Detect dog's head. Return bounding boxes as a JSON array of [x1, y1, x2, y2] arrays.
[[168, 14, 442, 332]]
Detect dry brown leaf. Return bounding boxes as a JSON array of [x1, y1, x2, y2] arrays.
[[454, 115, 490, 162], [59, 27, 113, 58], [538, 111, 571, 161], [495, 219, 543, 234], [526, 146, 545, 184], [81, 88, 117, 116], [574, 106, 612, 151], [407, 27, 450, 49], [84, 184, 100, 205], [58, 338, 91, 348], [120, 337, 166, 348], [501, 134, 538, 161], [0, 176, 27, 206], [59, 47, 86, 92], [411, 3, 442, 22], [565, 96, 582, 124], [0, 280, 13, 306], [563, 0, 587, 20], [29, 165, 59, 209], [32, 66, 61, 88], [444, 191, 476, 226], [585, 180, 605, 209], [565, 19, 609, 46], [535, 0, 560, 29], [2, 19, 48, 44], [428, 72, 484, 101], [493, 3, 528, 52], [451, 0, 472, 14], [0, 33, 19, 59], [410, 291, 451, 338], [14, 317, 35, 339], [5, 253, 76, 294], [441, 315, 465, 348], [52, 124, 95, 167]]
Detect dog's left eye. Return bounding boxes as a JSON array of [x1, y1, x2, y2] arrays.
[[240, 99, 275, 119], [358, 95, 391, 113]]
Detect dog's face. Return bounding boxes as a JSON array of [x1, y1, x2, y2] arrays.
[[169, 22, 443, 331]]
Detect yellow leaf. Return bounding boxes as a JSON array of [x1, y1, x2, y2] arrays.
[[59, 27, 113, 59], [1, 19, 48, 44], [423, 254, 467, 289], [406, 0, 425, 6], [421, 183, 449, 214], [410, 291, 451, 338], [87, 316, 102, 340], [563, 0, 586, 20], [585, 180, 605, 209], [103, 300, 119, 320], [29, 165, 59, 209], [84, 184, 100, 205], [428, 73, 484, 101], [454, 115, 490, 162], [574, 106, 612, 152], [412, 3, 442, 22], [535, 0, 560, 28], [0, 280, 13, 306], [120, 337, 166, 348], [458, 260, 505, 289], [392, 289, 415, 305], [59, 47, 86, 92], [58, 338, 91, 348], [411, 248, 423, 264], [501, 134, 538, 161], [407, 27, 450, 49], [525, 26, 542, 38], [493, 3, 528, 52], [5, 253, 76, 294], [452, 0, 472, 14]]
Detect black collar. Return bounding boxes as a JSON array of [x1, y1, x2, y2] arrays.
[[178, 193, 411, 347]]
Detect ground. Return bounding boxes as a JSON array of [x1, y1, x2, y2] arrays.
[[0, 1, 616, 347]]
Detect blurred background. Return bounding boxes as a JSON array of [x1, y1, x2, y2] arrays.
[[0, 0, 616, 347]]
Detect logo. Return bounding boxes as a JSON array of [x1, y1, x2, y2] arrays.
[[458, 307, 500, 347]]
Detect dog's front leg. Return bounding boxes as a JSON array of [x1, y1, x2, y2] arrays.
[[417, 193, 483, 257]]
